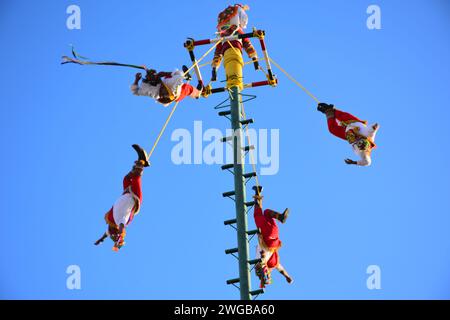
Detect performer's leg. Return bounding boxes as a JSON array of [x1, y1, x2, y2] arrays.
[[266, 208, 290, 224], [276, 263, 294, 284], [334, 109, 366, 124], [326, 112, 347, 140], [175, 83, 201, 101]]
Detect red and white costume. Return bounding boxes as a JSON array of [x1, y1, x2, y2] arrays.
[[131, 69, 198, 106], [212, 4, 257, 68], [327, 109, 379, 166], [104, 172, 142, 236], [254, 203, 283, 270]]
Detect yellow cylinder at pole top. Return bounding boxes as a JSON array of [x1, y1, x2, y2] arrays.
[[223, 47, 244, 90]]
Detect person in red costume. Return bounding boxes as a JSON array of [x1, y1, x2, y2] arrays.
[[94, 144, 149, 251], [252, 185, 293, 287], [131, 66, 202, 107], [317, 102, 380, 166], [211, 4, 259, 81]]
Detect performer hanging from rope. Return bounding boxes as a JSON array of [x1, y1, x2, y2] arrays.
[[131, 66, 203, 107], [252, 186, 293, 288], [317, 103, 380, 166], [211, 4, 259, 82], [94, 144, 150, 251]]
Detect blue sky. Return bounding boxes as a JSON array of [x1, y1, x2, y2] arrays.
[[1, 0, 450, 299]]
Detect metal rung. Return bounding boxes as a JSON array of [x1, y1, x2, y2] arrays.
[[247, 229, 259, 236], [225, 248, 238, 255], [250, 289, 264, 296], [248, 258, 262, 265], [240, 119, 254, 125], [219, 110, 231, 117], [221, 136, 233, 143], [222, 191, 235, 198], [243, 145, 255, 152], [245, 201, 256, 207], [243, 172, 257, 179], [221, 164, 234, 170], [226, 278, 240, 285], [224, 218, 237, 225]]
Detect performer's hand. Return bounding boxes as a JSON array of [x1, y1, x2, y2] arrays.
[[135, 73, 142, 81], [286, 275, 294, 284], [94, 239, 103, 246], [344, 158, 357, 165]]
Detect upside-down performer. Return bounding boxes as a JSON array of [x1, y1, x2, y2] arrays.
[[317, 103, 380, 166], [131, 66, 203, 107], [252, 186, 293, 288], [211, 4, 259, 82], [94, 145, 149, 251]]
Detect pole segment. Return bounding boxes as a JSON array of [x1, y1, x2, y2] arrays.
[[230, 86, 251, 300], [224, 44, 251, 300]]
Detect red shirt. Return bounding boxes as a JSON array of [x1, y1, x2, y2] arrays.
[[254, 205, 281, 249], [214, 26, 257, 60], [123, 172, 142, 202]]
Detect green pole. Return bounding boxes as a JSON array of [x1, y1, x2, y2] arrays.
[[230, 86, 251, 300]]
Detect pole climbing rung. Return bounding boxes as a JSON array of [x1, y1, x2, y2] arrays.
[[243, 145, 255, 152], [250, 289, 264, 296], [243, 172, 257, 179], [240, 119, 254, 126], [222, 191, 236, 198], [245, 201, 256, 207], [221, 164, 234, 170], [225, 248, 238, 255], [248, 258, 262, 265], [219, 110, 231, 117], [246, 229, 259, 236], [221, 136, 233, 143], [226, 278, 240, 285], [224, 218, 237, 225]]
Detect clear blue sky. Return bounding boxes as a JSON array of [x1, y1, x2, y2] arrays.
[[1, 0, 450, 299]]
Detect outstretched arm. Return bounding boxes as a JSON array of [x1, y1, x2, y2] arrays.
[[276, 263, 293, 284], [112, 224, 126, 251], [131, 73, 142, 96], [94, 232, 108, 246]]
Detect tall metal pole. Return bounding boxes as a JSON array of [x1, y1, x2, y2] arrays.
[[221, 42, 251, 300], [230, 86, 251, 300]]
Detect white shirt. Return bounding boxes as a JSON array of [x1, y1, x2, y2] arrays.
[[130, 70, 184, 106], [346, 122, 379, 166]]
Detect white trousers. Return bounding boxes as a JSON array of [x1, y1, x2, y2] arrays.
[[113, 193, 135, 226]]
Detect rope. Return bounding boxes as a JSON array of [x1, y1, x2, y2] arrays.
[[146, 41, 221, 161], [147, 99, 180, 159], [269, 57, 320, 104], [184, 41, 221, 76], [223, 40, 262, 195], [241, 102, 261, 195]]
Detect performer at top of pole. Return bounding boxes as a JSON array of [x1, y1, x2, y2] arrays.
[[211, 4, 259, 85]]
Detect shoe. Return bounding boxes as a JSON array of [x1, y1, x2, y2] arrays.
[[132, 144, 150, 167], [182, 65, 192, 81], [252, 185, 263, 195], [317, 102, 334, 114], [279, 208, 290, 224]]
